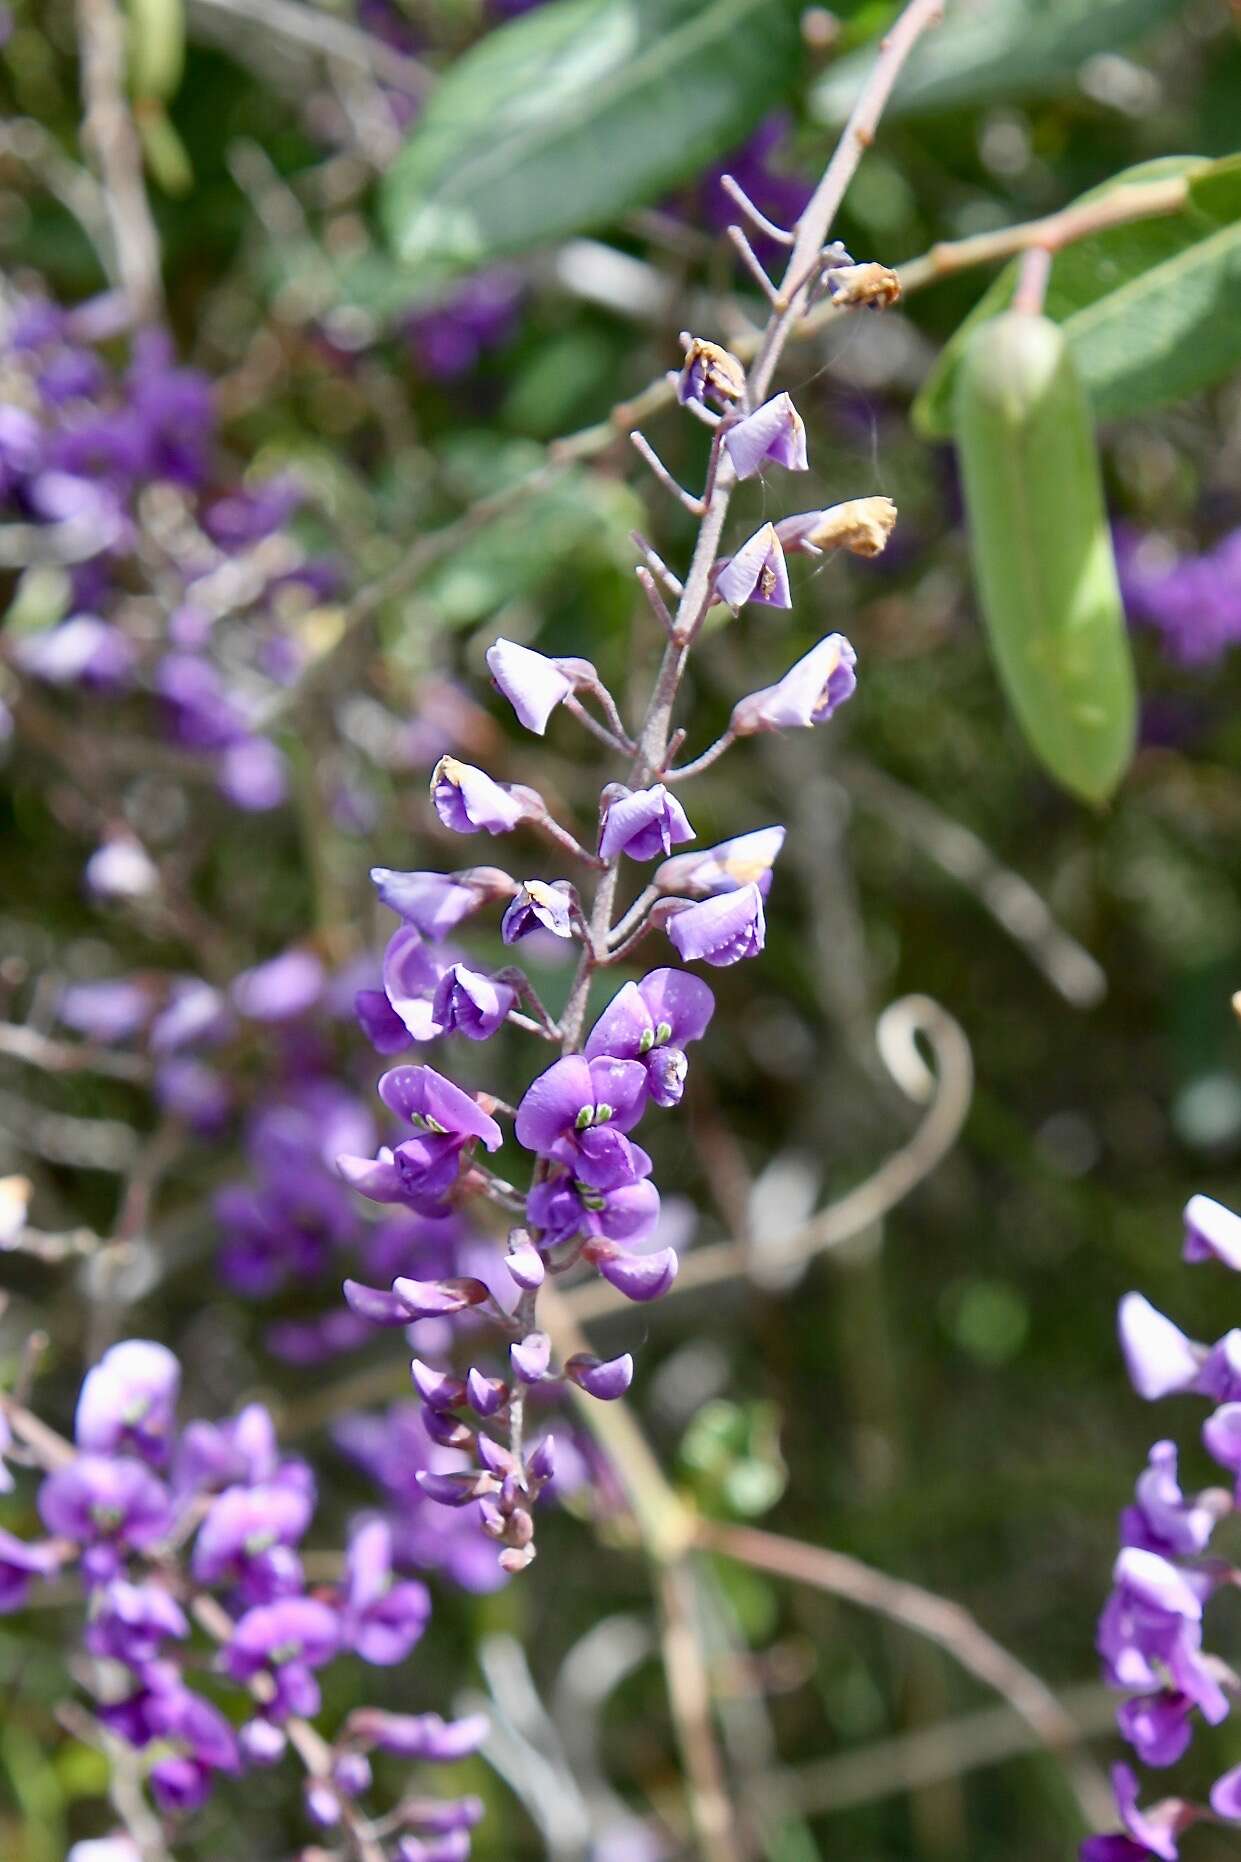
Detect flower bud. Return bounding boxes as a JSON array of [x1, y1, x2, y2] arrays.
[[715, 523, 791, 612], [722, 393, 808, 479], [565, 1352, 635, 1400], [778, 496, 897, 559], [677, 334, 746, 409]]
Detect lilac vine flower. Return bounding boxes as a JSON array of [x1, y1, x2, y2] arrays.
[[431, 964, 515, 1041], [731, 634, 857, 735], [38, 1455, 173, 1583], [1182, 1193, 1241, 1270], [516, 1055, 649, 1187], [584, 969, 714, 1108], [224, 1595, 340, 1719], [485, 638, 575, 735], [338, 1065, 503, 1213], [372, 866, 514, 939], [599, 784, 695, 862], [677, 336, 746, 410], [656, 825, 786, 899], [431, 757, 526, 835], [715, 523, 791, 612], [722, 393, 808, 479], [338, 1517, 431, 1664], [75, 1340, 181, 1466], [666, 884, 766, 965], [501, 879, 575, 943]]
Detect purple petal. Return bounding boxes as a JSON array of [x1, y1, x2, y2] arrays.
[[510, 1333, 551, 1383], [565, 1352, 634, 1400], [599, 785, 695, 863], [666, 885, 766, 965], [337, 1149, 406, 1203], [589, 1243, 678, 1301], [722, 393, 807, 479], [1118, 1293, 1201, 1400], [486, 638, 573, 735], [715, 523, 790, 612], [343, 1279, 416, 1326], [1183, 1193, 1241, 1270], [431, 757, 525, 835]]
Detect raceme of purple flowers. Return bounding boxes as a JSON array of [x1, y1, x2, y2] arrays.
[[3, 1340, 485, 1852], [1083, 1191, 1241, 1857], [335, 338, 865, 1577]]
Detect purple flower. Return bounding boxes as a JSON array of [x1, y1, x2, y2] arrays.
[[1211, 1765, 1241, 1819], [231, 949, 325, 1023], [38, 1455, 173, 1578], [347, 1707, 489, 1762], [656, 825, 785, 900], [565, 1352, 634, 1400], [15, 616, 136, 691], [405, 268, 523, 380], [502, 879, 575, 944], [676, 337, 746, 411], [584, 968, 714, 1109], [516, 1055, 649, 1187], [339, 1065, 503, 1214], [722, 393, 807, 479], [0, 1528, 61, 1611], [218, 736, 288, 812], [377, 926, 456, 1044], [431, 757, 525, 835], [431, 964, 515, 1041], [527, 1171, 662, 1262], [599, 785, 694, 863], [715, 524, 791, 612], [173, 1403, 287, 1497], [192, 1482, 313, 1598], [371, 867, 510, 939], [224, 1596, 340, 1720], [84, 1579, 188, 1666], [1097, 1547, 1228, 1724], [59, 977, 153, 1044], [1117, 1691, 1195, 1769], [1086, 1764, 1181, 1862], [1118, 1294, 1201, 1401], [666, 884, 765, 965], [339, 1517, 431, 1664], [1119, 1442, 1219, 1559], [485, 638, 574, 735], [150, 979, 231, 1055], [75, 1340, 180, 1466], [730, 634, 857, 736], [1182, 1193, 1241, 1270]]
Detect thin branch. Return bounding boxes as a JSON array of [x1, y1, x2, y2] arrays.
[[76, 0, 163, 323], [697, 1519, 1112, 1830], [665, 729, 736, 784], [0, 1022, 152, 1085], [718, 173, 795, 248], [727, 225, 782, 306], [839, 757, 1107, 1009], [630, 432, 703, 515], [636, 565, 677, 638], [564, 695, 631, 756], [186, 0, 430, 94], [658, 1561, 745, 1862]]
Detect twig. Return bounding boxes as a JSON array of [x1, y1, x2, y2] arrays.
[[759, 1681, 1116, 1819], [75, 0, 163, 323], [696, 1519, 1112, 1829], [186, 0, 430, 94], [658, 1561, 744, 1862], [839, 758, 1107, 1008], [0, 1022, 151, 1085]]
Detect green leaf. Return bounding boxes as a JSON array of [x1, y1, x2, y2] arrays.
[[814, 0, 1185, 122], [914, 155, 1241, 438], [382, 0, 801, 286], [954, 312, 1136, 804]]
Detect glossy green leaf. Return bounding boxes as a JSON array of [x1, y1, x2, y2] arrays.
[[955, 311, 1136, 805], [814, 0, 1185, 122], [382, 0, 801, 287], [915, 155, 1241, 438]]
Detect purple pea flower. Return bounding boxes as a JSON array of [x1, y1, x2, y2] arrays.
[[192, 1482, 314, 1599], [14, 616, 136, 692], [1117, 1294, 1201, 1401], [1080, 1764, 1182, 1862], [224, 1596, 340, 1720], [666, 883, 765, 965], [347, 1707, 489, 1762], [59, 976, 154, 1044], [1211, 1765, 1241, 1819], [84, 1579, 189, 1666], [38, 1455, 173, 1581], [584, 969, 714, 1109], [431, 964, 515, 1041], [722, 393, 808, 479], [565, 1352, 634, 1400], [339, 1517, 431, 1665], [599, 785, 694, 863], [677, 337, 745, 411], [371, 866, 512, 940], [75, 1340, 180, 1466], [731, 634, 857, 736], [1117, 1691, 1195, 1769], [502, 879, 575, 943], [1182, 1193, 1241, 1270], [431, 757, 525, 835], [485, 638, 574, 734], [715, 523, 791, 612], [377, 926, 457, 1043], [526, 1173, 667, 1292], [218, 736, 288, 813], [0, 1527, 61, 1611], [338, 1065, 503, 1214], [1097, 1547, 1228, 1725], [515, 1055, 649, 1188], [1119, 1441, 1219, 1559], [656, 825, 786, 899], [231, 949, 325, 1023], [1203, 1400, 1241, 1485]]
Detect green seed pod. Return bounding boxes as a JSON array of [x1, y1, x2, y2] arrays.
[[126, 0, 185, 103], [955, 309, 1136, 805]]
